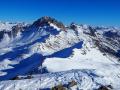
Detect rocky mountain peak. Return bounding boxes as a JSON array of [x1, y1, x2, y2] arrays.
[[32, 16, 66, 30]]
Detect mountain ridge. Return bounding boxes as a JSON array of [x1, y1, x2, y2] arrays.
[[0, 16, 120, 90]]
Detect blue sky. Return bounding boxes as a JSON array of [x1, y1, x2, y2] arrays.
[[0, 0, 120, 26]]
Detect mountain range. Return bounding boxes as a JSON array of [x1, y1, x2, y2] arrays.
[[0, 16, 120, 90]]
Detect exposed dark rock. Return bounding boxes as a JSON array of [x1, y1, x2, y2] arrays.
[[10, 75, 21, 80], [33, 16, 66, 31], [93, 39, 119, 58], [98, 85, 113, 90], [25, 75, 33, 79], [68, 80, 77, 87], [51, 84, 66, 90], [98, 86, 109, 90], [88, 26, 96, 36]]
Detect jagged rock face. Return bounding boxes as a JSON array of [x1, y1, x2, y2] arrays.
[[94, 39, 117, 57], [86, 27, 120, 58], [81, 25, 96, 37], [32, 16, 66, 30], [87, 26, 96, 36]]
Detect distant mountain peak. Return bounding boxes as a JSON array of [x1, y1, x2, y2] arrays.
[[32, 16, 66, 30]]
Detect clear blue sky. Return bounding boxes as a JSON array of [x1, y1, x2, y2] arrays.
[[0, 0, 120, 26]]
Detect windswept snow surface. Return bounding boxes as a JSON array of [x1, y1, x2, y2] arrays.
[[0, 69, 120, 90], [0, 70, 100, 90], [0, 18, 120, 90]]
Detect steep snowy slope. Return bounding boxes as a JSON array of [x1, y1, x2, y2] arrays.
[[0, 16, 120, 90]]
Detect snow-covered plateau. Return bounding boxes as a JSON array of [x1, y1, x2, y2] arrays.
[[0, 16, 120, 90]]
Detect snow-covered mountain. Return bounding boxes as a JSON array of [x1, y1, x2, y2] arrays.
[[0, 16, 120, 90]]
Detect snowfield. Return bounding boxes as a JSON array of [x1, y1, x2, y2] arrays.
[[0, 17, 120, 90], [43, 48, 118, 72], [42, 47, 120, 89]]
